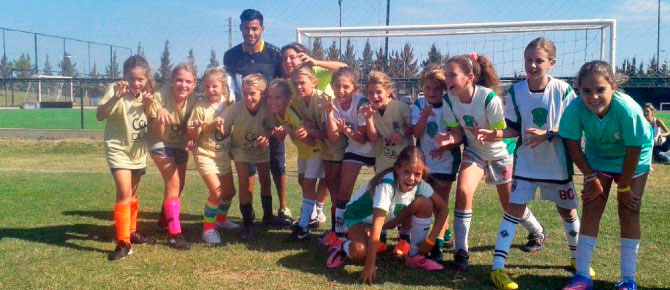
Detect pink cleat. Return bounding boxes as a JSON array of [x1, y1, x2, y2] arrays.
[[326, 244, 346, 269], [405, 254, 444, 271]]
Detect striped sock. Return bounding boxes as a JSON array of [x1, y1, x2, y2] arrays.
[[129, 199, 139, 234], [114, 203, 131, 243], [454, 209, 473, 251], [335, 200, 348, 236], [562, 215, 580, 259], [164, 197, 182, 236], [492, 213, 520, 270], [216, 202, 231, 224], [203, 201, 218, 232]]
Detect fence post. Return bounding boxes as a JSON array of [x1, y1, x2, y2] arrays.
[[10, 78, 14, 107], [80, 82, 84, 129]]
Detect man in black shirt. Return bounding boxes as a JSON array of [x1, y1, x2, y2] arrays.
[[223, 9, 291, 237]]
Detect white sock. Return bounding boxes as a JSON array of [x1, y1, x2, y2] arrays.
[[575, 234, 597, 278], [620, 238, 640, 282], [299, 199, 315, 231], [311, 201, 324, 219], [334, 207, 346, 235], [409, 216, 432, 257], [520, 207, 543, 236], [562, 215, 580, 259], [342, 240, 352, 258], [492, 213, 520, 270], [454, 209, 472, 251]]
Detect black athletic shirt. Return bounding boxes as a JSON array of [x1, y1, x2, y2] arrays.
[[223, 41, 283, 85]]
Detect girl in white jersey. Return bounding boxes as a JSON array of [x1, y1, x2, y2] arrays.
[[321, 68, 376, 248], [437, 53, 544, 271], [643, 103, 670, 162], [97, 55, 156, 260], [326, 146, 448, 285], [490, 38, 593, 290]]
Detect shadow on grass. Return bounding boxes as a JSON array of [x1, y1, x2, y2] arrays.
[[0, 223, 115, 253], [61, 210, 202, 222]]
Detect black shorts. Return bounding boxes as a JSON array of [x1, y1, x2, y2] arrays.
[[110, 167, 147, 176], [429, 173, 456, 183], [150, 147, 188, 165], [342, 152, 376, 167], [248, 137, 286, 176]]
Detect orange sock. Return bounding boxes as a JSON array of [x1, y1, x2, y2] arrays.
[[114, 203, 131, 243], [129, 199, 139, 234]]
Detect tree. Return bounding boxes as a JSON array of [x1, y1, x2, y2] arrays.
[[43, 54, 53, 76], [360, 39, 374, 78], [327, 40, 340, 61], [136, 42, 146, 58], [105, 50, 119, 79], [312, 38, 324, 60], [187, 48, 197, 74], [398, 42, 419, 78], [1, 55, 14, 78], [342, 39, 357, 70], [373, 46, 385, 72], [59, 52, 77, 77], [660, 60, 669, 77], [14, 53, 34, 78], [422, 43, 443, 69], [208, 49, 220, 69], [158, 40, 173, 82], [90, 63, 99, 78], [630, 57, 638, 76], [648, 54, 659, 76], [638, 60, 644, 77]]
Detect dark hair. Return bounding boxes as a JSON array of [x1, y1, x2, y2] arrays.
[[123, 55, 156, 93], [240, 9, 263, 25], [574, 60, 628, 92], [447, 54, 501, 95], [281, 42, 310, 57], [331, 67, 360, 88], [421, 64, 448, 91], [365, 145, 428, 193]]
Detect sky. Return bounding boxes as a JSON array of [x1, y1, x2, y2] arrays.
[[0, 0, 668, 77]]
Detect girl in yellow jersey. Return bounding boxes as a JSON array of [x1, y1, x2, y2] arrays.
[[97, 55, 156, 260], [187, 67, 239, 245], [148, 63, 198, 250]]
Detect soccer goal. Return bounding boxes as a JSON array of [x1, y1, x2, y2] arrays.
[[659, 102, 670, 111], [296, 19, 616, 80]]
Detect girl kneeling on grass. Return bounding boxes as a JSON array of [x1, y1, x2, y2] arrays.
[[560, 61, 652, 290], [149, 62, 198, 250], [97, 55, 156, 261], [187, 67, 239, 246], [326, 145, 448, 285]]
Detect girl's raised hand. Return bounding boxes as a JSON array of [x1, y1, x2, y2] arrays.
[[114, 81, 129, 99], [256, 134, 270, 148], [524, 128, 549, 148], [420, 104, 435, 119], [294, 126, 309, 140], [213, 117, 225, 134], [429, 146, 448, 160], [191, 119, 205, 129], [360, 104, 375, 120], [390, 131, 402, 145], [470, 127, 496, 145], [156, 109, 173, 125], [297, 52, 315, 66], [141, 90, 154, 108], [434, 132, 455, 147]]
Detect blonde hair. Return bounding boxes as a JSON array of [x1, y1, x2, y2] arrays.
[[172, 62, 198, 82], [525, 37, 557, 60], [447, 54, 501, 95], [291, 64, 318, 83], [574, 60, 628, 92], [268, 78, 292, 99], [421, 64, 448, 91], [366, 70, 395, 99], [203, 66, 232, 104], [242, 73, 267, 93]]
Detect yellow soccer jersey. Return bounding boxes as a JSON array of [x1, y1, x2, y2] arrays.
[[275, 105, 321, 159], [99, 84, 151, 169], [373, 99, 413, 171], [188, 97, 232, 157], [290, 90, 343, 161], [224, 101, 274, 163], [148, 87, 197, 148]]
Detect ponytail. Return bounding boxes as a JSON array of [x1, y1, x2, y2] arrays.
[[447, 54, 501, 95]]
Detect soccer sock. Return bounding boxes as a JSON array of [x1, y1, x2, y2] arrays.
[[454, 209, 473, 251], [129, 199, 139, 234], [399, 226, 411, 242], [312, 201, 324, 219], [299, 199, 316, 231], [562, 215, 580, 259], [203, 200, 218, 232], [620, 238, 640, 282], [164, 197, 182, 236], [157, 202, 167, 227], [335, 201, 348, 236], [408, 216, 431, 257], [575, 234, 597, 278], [261, 195, 273, 218], [114, 203, 131, 244], [216, 202, 231, 224], [342, 240, 352, 258], [380, 230, 388, 244], [492, 213, 521, 270], [330, 205, 336, 232], [520, 207, 543, 236], [239, 203, 254, 228]]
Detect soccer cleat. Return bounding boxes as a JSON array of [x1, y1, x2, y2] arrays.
[[491, 269, 519, 290], [615, 280, 638, 290], [320, 231, 338, 247], [427, 243, 444, 263], [288, 225, 310, 241], [130, 232, 155, 245], [317, 210, 327, 224], [521, 231, 546, 253], [570, 258, 596, 278], [278, 206, 292, 219], [562, 274, 593, 290], [168, 234, 191, 250], [262, 214, 293, 227], [377, 242, 387, 253], [241, 227, 255, 241], [201, 229, 222, 245], [326, 244, 346, 269], [308, 218, 321, 229], [443, 228, 454, 249], [405, 254, 444, 271], [215, 219, 240, 230], [452, 249, 470, 271], [393, 239, 411, 257], [108, 241, 132, 261], [328, 237, 344, 251]]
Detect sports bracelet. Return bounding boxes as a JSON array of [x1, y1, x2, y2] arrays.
[[618, 186, 631, 193], [423, 238, 436, 247], [584, 173, 597, 183]]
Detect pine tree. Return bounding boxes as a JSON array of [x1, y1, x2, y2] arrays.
[[0, 55, 12, 78], [14, 54, 34, 78], [208, 49, 220, 69], [660, 59, 669, 77], [187, 49, 197, 74], [43, 54, 53, 76], [312, 38, 324, 60], [630, 57, 638, 76], [91, 63, 99, 78], [159, 40, 172, 82], [388, 50, 402, 78], [327, 40, 340, 61], [136, 42, 146, 58], [342, 39, 357, 70], [373, 46, 385, 72], [360, 39, 374, 78], [648, 54, 659, 76], [105, 51, 119, 79], [422, 43, 443, 69], [399, 42, 419, 78], [59, 52, 77, 77], [638, 61, 644, 77]]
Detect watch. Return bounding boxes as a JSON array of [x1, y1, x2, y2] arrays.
[[547, 130, 556, 142]]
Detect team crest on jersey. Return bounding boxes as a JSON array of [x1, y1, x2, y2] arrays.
[[426, 121, 439, 138], [531, 108, 548, 127], [392, 121, 400, 130], [463, 115, 476, 127]]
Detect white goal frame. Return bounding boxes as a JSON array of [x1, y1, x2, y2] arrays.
[[33, 75, 74, 103], [659, 102, 670, 111], [297, 19, 617, 70]]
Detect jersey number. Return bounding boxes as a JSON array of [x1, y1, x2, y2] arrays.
[[559, 189, 575, 200]]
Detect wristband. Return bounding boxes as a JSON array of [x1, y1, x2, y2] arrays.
[[618, 186, 631, 193], [584, 173, 597, 184], [547, 131, 556, 142], [423, 237, 435, 246]]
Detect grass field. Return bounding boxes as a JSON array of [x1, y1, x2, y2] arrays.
[[1, 140, 670, 289]]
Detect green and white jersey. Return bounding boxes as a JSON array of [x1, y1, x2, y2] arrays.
[[443, 85, 508, 161], [373, 99, 413, 171], [148, 87, 197, 149], [504, 77, 577, 183], [411, 97, 460, 175], [343, 172, 434, 225], [334, 94, 375, 158], [559, 91, 653, 174]]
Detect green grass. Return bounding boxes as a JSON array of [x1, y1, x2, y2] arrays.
[[1, 140, 670, 289], [0, 108, 102, 130]]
